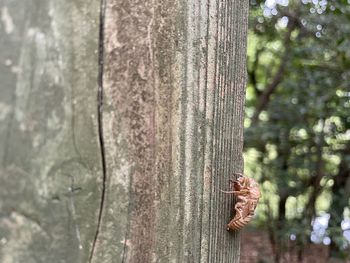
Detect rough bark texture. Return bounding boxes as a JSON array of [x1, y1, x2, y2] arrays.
[[0, 0, 249, 262]]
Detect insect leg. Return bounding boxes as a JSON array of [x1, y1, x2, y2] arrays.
[[233, 189, 250, 196], [219, 189, 238, 194]]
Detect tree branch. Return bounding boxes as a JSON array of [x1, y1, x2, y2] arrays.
[[251, 19, 297, 124], [248, 47, 264, 97]]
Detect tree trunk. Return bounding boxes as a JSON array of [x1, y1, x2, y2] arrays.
[[329, 144, 350, 259], [0, 0, 249, 262]]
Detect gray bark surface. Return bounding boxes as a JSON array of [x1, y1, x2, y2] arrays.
[[0, 1, 102, 262], [0, 0, 249, 262]]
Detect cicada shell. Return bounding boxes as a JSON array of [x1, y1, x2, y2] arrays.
[[223, 175, 261, 231]]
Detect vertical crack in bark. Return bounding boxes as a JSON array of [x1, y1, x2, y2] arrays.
[[89, 0, 107, 261]]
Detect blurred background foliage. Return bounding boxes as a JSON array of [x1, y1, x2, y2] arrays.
[[245, 0, 350, 261]]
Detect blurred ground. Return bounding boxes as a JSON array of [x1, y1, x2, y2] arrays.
[[240, 229, 333, 263]]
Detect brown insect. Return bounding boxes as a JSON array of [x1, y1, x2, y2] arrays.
[[221, 174, 261, 231]]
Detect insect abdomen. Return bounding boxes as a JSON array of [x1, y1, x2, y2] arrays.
[[227, 214, 254, 230]]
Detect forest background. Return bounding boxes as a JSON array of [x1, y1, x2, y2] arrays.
[[245, 0, 350, 262]]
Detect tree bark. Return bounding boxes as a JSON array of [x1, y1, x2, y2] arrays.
[[0, 0, 249, 262]]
